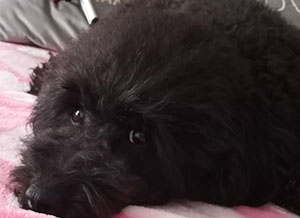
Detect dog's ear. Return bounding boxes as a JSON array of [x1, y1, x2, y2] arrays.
[[28, 53, 55, 95]]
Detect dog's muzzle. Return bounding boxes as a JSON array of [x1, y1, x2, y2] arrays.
[[25, 184, 60, 215]]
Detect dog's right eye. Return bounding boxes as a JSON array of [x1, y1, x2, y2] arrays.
[[129, 129, 146, 144], [71, 109, 84, 124]]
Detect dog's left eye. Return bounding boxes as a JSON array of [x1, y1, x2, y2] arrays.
[[129, 130, 146, 144], [71, 109, 84, 124]]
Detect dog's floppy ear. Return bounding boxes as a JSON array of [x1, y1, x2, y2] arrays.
[[28, 53, 55, 95]]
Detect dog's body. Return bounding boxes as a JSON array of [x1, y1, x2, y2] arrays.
[[11, 0, 300, 218]]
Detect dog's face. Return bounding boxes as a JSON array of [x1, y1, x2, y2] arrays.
[[14, 73, 162, 218], [11, 6, 275, 218]]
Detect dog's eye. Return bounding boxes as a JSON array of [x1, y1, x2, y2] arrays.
[[71, 109, 84, 124], [129, 130, 146, 144]]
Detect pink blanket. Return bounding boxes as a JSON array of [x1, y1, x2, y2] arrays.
[[0, 41, 298, 218]]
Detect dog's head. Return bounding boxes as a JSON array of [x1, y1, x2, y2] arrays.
[[10, 4, 294, 218]]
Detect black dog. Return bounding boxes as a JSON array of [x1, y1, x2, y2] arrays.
[[10, 0, 300, 218]]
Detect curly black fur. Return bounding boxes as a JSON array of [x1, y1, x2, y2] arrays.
[[10, 0, 300, 218]]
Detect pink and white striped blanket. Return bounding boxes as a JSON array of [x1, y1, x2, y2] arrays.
[[0, 41, 298, 218]]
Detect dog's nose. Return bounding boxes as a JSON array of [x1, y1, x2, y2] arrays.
[[25, 184, 57, 214]]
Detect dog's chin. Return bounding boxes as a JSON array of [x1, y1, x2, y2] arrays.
[[13, 175, 138, 218], [12, 181, 95, 218], [17, 192, 98, 218]]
